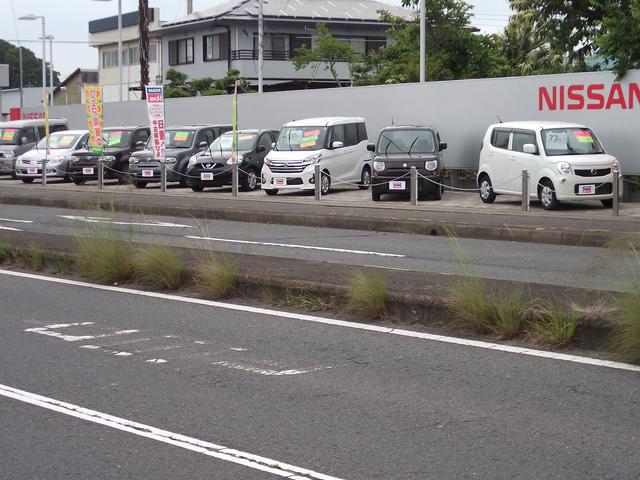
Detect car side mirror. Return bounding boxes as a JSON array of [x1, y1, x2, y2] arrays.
[[522, 143, 537, 155], [135, 141, 145, 150], [332, 141, 344, 149], [439, 142, 448, 151], [257, 145, 266, 153], [271, 142, 276, 148], [21, 136, 29, 145], [367, 143, 375, 152], [198, 141, 208, 149]]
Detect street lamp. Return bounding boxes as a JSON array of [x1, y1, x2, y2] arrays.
[[91, 0, 123, 102], [18, 14, 47, 104]]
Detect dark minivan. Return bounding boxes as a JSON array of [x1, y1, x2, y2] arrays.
[[369, 126, 446, 201], [186, 129, 279, 192]]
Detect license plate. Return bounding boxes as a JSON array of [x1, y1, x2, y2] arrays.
[[142, 169, 154, 178], [200, 172, 214, 181], [27, 167, 38, 174], [82, 167, 94, 175], [389, 180, 406, 190], [578, 184, 596, 195], [274, 177, 287, 187]]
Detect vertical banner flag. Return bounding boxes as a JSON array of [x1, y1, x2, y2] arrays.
[[145, 85, 165, 161], [43, 89, 50, 156], [231, 82, 238, 164], [83, 85, 104, 155]]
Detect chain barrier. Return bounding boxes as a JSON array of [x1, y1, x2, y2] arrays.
[[416, 171, 523, 192]]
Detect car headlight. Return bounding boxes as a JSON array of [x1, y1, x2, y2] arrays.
[[104, 155, 116, 162], [188, 155, 197, 168], [129, 158, 139, 164], [4, 150, 16, 158], [226, 154, 243, 165], [373, 161, 385, 172], [15, 155, 23, 164], [612, 159, 621, 174], [49, 154, 66, 164], [556, 161, 572, 174], [264, 157, 272, 166], [425, 160, 438, 171], [304, 153, 322, 164], [165, 156, 177, 164]]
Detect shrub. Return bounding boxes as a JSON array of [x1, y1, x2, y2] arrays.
[[0, 242, 12, 262], [135, 245, 183, 290], [345, 271, 387, 319], [194, 254, 238, 298], [490, 290, 527, 340], [609, 289, 640, 363], [75, 229, 134, 284], [26, 246, 46, 271], [528, 300, 579, 347], [447, 276, 494, 334]]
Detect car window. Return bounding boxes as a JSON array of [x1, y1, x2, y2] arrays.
[[203, 129, 214, 146], [512, 130, 537, 153], [376, 129, 436, 154], [541, 128, 606, 156], [21, 127, 37, 144], [257, 133, 272, 151], [357, 123, 368, 142], [37, 126, 46, 139], [135, 129, 150, 145], [491, 129, 510, 150], [331, 125, 345, 147], [345, 123, 359, 146]]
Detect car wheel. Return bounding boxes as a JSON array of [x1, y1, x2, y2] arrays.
[[240, 168, 258, 192], [430, 188, 442, 201], [358, 167, 371, 190], [478, 174, 496, 203], [72, 177, 85, 186], [11, 171, 18, 180], [601, 199, 614, 208], [265, 188, 278, 196], [538, 179, 559, 210], [372, 186, 382, 201], [132, 180, 147, 189], [191, 185, 204, 192], [320, 171, 331, 195], [21, 178, 35, 184]]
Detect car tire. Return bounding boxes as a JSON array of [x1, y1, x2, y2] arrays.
[[538, 179, 559, 210], [191, 185, 204, 192], [478, 174, 496, 203], [132, 180, 147, 189], [240, 168, 259, 192], [430, 188, 442, 201], [11, 171, 18, 180], [72, 177, 85, 186], [320, 171, 331, 195], [264, 189, 278, 196], [601, 199, 614, 208], [358, 166, 371, 190], [21, 178, 35, 184]]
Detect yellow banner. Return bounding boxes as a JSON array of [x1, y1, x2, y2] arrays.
[[83, 85, 104, 155]]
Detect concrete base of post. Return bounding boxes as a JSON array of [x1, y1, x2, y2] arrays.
[[232, 163, 238, 196], [613, 170, 619, 216], [314, 164, 321, 201], [160, 161, 167, 193], [97, 159, 104, 190], [521, 169, 530, 212], [42, 158, 47, 186], [410, 166, 417, 206]]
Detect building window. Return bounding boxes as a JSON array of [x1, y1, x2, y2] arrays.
[[102, 50, 119, 68], [253, 33, 290, 59], [366, 37, 386, 53], [203, 32, 229, 61], [149, 44, 158, 63], [128, 46, 139, 66], [168, 38, 194, 65], [290, 34, 311, 56]]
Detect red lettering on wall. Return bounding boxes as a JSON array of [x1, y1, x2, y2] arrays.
[[538, 86, 556, 111], [567, 85, 584, 110], [605, 83, 627, 109], [628, 83, 640, 109], [586, 84, 605, 110]]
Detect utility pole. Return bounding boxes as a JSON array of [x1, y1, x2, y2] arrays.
[[258, 0, 264, 93], [419, 0, 425, 83], [139, 0, 150, 99]]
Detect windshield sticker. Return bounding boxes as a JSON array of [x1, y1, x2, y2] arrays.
[[573, 130, 594, 142], [57, 135, 76, 148], [302, 134, 318, 143], [238, 135, 254, 141], [300, 140, 317, 148], [545, 131, 568, 149], [173, 131, 189, 141], [2, 129, 17, 141], [106, 131, 122, 146], [304, 129, 320, 137]]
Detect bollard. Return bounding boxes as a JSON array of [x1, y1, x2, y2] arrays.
[[232, 163, 238, 197], [612, 169, 619, 216], [160, 160, 167, 192], [42, 158, 47, 186], [315, 164, 321, 200], [97, 158, 104, 190], [410, 166, 418, 206], [521, 169, 530, 212]]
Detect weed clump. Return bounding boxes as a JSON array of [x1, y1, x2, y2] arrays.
[[609, 289, 640, 363], [194, 254, 238, 298], [281, 288, 332, 311], [25, 246, 46, 271], [135, 245, 184, 290], [527, 300, 579, 347], [490, 290, 527, 340], [0, 242, 12, 262], [75, 229, 134, 284], [447, 276, 494, 334], [345, 271, 387, 319]]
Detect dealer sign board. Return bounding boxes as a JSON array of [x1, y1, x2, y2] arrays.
[[145, 85, 165, 161]]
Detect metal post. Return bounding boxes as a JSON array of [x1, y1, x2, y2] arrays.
[[521, 169, 530, 212], [97, 157, 104, 190], [160, 160, 166, 192], [41, 158, 47, 186], [612, 170, 619, 217], [258, 0, 264, 93], [41, 17, 46, 108], [118, 0, 123, 102], [48, 35, 53, 106], [419, 0, 425, 83], [314, 164, 321, 200], [19, 46, 23, 108], [231, 163, 238, 196], [410, 166, 418, 206]]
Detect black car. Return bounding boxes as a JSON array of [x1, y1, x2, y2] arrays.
[[68, 126, 150, 185], [369, 126, 447, 201], [128, 124, 231, 188], [186, 129, 279, 192]]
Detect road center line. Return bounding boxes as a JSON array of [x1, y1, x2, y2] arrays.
[[0, 217, 34, 223], [185, 235, 405, 258], [0, 226, 22, 231], [2, 269, 640, 373], [0, 383, 344, 480], [58, 215, 195, 229]]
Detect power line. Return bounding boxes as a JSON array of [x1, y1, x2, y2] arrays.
[[4, 39, 90, 44]]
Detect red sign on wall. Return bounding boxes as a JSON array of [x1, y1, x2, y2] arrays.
[[539, 83, 640, 111]]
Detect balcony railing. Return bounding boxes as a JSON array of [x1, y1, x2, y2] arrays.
[[231, 49, 293, 61]]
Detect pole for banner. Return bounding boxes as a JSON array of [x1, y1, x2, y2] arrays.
[[410, 166, 417, 206], [160, 159, 167, 193], [521, 169, 530, 212], [42, 89, 49, 186], [98, 155, 104, 189], [314, 164, 321, 200], [612, 170, 619, 217], [231, 81, 239, 197]]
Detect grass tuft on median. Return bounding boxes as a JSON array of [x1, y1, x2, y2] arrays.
[[489, 289, 527, 340], [134, 245, 184, 290], [527, 300, 579, 347], [75, 225, 134, 284], [345, 271, 387, 319], [609, 288, 640, 363], [193, 253, 238, 298]]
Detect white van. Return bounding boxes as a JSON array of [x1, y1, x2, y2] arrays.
[[261, 117, 372, 195], [477, 121, 620, 210]]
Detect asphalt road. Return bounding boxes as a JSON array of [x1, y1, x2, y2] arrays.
[[1, 271, 639, 479], [0, 203, 636, 291]]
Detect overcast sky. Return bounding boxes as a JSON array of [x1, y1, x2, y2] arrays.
[[2, 0, 511, 82]]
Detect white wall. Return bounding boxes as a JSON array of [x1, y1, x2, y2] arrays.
[[37, 70, 640, 173]]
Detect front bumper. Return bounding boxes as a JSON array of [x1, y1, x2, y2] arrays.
[[372, 172, 441, 194], [261, 165, 315, 190], [129, 164, 181, 183], [551, 173, 613, 201], [16, 161, 68, 178], [186, 165, 236, 187], [0, 157, 16, 175]]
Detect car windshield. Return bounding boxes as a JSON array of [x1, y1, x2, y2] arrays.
[[165, 130, 195, 148], [208, 133, 257, 152], [275, 127, 328, 151], [36, 133, 82, 150], [103, 130, 131, 149], [377, 129, 435, 155], [0, 128, 19, 145], [541, 128, 606, 156]]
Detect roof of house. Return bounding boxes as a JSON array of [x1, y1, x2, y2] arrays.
[[157, 0, 412, 30], [53, 68, 99, 94]]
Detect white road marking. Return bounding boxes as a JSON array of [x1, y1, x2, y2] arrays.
[[58, 215, 195, 229], [0, 383, 345, 480], [212, 361, 330, 377], [230, 347, 248, 351], [146, 358, 168, 364], [25, 323, 139, 343], [0, 217, 34, 223], [0, 226, 21, 231], [186, 235, 405, 258], [4, 269, 640, 373]]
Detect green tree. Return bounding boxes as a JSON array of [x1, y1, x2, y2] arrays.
[[0, 40, 60, 89], [598, 0, 640, 76], [292, 23, 354, 87], [164, 68, 191, 98]]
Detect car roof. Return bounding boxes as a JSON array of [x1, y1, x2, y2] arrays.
[[104, 126, 148, 130], [0, 118, 67, 127], [284, 117, 365, 127], [490, 121, 589, 130], [220, 129, 277, 134], [50, 130, 88, 135], [381, 125, 436, 131]]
